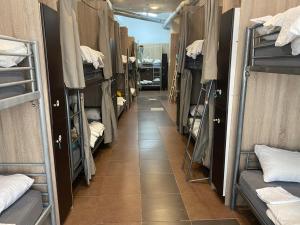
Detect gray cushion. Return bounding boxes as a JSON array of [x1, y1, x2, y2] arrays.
[[0, 190, 43, 225]]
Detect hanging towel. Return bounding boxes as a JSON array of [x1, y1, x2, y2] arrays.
[[179, 69, 192, 134], [201, 0, 219, 83], [98, 1, 113, 79], [268, 202, 300, 225], [80, 94, 96, 185], [256, 187, 300, 205], [101, 80, 117, 143], [60, 0, 85, 89]]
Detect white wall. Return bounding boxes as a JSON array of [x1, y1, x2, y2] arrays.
[[116, 15, 170, 44]]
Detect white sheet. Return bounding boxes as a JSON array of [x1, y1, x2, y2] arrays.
[[256, 187, 300, 205], [0, 39, 27, 68], [186, 40, 204, 59], [268, 202, 300, 225], [0, 174, 34, 215], [80, 46, 104, 69], [117, 97, 126, 106]]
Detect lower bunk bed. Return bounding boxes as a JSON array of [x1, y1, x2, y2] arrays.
[[0, 190, 47, 225], [238, 170, 300, 225]]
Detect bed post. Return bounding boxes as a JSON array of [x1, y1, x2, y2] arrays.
[[230, 27, 252, 209]]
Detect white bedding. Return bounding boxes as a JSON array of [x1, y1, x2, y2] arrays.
[[80, 46, 104, 69], [0, 39, 27, 68], [122, 55, 127, 64], [251, 6, 300, 55], [186, 40, 204, 59], [190, 105, 204, 117], [188, 118, 200, 137], [268, 202, 300, 225], [117, 97, 126, 106], [89, 121, 105, 148], [85, 108, 101, 121], [0, 174, 34, 215]]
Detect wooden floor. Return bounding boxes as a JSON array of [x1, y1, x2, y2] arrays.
[[65, 91, 259, 225]]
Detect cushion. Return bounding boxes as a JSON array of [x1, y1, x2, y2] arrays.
[[0, 174, 34, 215], [255, 145, 300, 183]]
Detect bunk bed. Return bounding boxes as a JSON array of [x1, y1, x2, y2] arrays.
[[82, 63, 105, 154], [0, 36, 55, 225], [139, 62, 162, 90], [231, 24, 300, 225]]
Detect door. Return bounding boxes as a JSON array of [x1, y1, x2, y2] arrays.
[[41, 4, 73, 223], [212, 9, 235, 197]]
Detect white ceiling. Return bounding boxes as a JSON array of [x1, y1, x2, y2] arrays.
[[111, 0, 182, 13]]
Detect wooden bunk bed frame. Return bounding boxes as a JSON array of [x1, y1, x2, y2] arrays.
[[0, 35, 55, 224], [231, 24, 300, 225]]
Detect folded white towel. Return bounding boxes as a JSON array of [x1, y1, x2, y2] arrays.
[[256, 187, 300, 205], [0, 38, 27, 68], [266, 209, 281, 225], [80, 46, 104, 69], [268, 202, 300, 225], [186, 40, 204, 59]]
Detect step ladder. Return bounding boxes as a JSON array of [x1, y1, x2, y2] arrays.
[[182, 80, 214, 182], [168, 62, 178, 103]]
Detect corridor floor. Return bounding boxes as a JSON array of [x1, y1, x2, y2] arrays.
[[65, 91, 258, 225]]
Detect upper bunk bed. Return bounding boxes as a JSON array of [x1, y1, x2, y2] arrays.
[[0, 35, 55, 225], [231, 10, 300, 225], [250, 24, 300, 75]]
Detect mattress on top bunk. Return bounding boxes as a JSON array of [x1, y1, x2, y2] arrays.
[[0, 71, 26, 100], [239, 170, 300, 225], [0, 190, 43, 225]]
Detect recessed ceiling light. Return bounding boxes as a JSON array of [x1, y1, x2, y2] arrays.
[[150, 5, 159, 10]]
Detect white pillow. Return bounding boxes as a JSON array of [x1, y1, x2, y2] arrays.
[[0, 174, 34, 214], [255, 145, 300, 183], [291, 37, 300, 55], [264, 6, 300, 47]]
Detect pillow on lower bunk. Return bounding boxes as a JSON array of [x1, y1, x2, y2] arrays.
[[255, 145, 300, 183], [0, 174, 34, 214]]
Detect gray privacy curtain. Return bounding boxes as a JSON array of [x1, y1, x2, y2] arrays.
[[114, 21, 124, 74], [179, 69, 192, 134], [177, 11, 188, 75], [80, 94, 96, 184], [101, 80, 117, 144], [201, 0, 219, 83], [98, 1, 113, 79], [60, 0, 85, 88], [193, 84, 215, 168]]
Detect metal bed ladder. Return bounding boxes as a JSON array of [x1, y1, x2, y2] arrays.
[[182, 80, 214, 182]]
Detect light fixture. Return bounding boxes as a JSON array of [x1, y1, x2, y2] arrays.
[[150, 5, 159, 10]]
